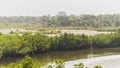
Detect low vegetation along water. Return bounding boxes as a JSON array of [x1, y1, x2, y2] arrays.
[[0, 48, 120, 68], [0, 30, 120, 68]]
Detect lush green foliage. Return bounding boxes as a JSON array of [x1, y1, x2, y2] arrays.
[[0, 30, 120, 58], [22, 55, 33, 68], [0, 33, 51, 57], [50, 33, 92, 50], [0, 55, 41, 68]]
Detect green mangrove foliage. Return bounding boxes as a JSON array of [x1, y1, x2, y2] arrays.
[[0, 56, 101, 68], [0, 30, 120, 57], [0, 55, 41, 68]]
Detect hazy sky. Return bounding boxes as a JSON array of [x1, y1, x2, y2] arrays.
[[0, 0, 120, 16]]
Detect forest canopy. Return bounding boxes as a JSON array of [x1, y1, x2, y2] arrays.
[[0, 12, 120, 28]]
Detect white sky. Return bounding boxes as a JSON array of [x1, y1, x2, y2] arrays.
[[0, 0, 120, 16]]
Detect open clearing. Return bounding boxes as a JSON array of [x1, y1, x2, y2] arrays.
[[0, 28, 113, 35], [61, 30, 113, 35]]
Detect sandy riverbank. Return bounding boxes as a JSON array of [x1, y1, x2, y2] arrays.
[[65, 55, 120, 68]]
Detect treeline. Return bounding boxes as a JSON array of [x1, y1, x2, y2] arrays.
[[1, 12, 120, 28], [0, 30, 120, 58]]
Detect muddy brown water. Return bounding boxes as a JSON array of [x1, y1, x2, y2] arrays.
[[0, 48, 120, 67]]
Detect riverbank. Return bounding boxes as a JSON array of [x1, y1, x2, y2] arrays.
[[65, 55, 120, 68]]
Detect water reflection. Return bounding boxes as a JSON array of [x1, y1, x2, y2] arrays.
[[0, 48, 120, 65]]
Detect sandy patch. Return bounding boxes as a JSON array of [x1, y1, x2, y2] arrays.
[[65, 55, 120, 68], [61, 30, 113, 35]]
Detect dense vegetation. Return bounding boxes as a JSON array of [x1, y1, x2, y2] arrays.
[[1, 12, 120, 29], [0, 30, 120, 58], [0, 55, 102, 68]]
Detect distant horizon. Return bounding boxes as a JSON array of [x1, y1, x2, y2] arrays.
[[0, 0, 120, 16], [1, 13, 120, 17]]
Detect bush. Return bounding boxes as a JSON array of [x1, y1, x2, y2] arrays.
[[22, 55, 33, 68]]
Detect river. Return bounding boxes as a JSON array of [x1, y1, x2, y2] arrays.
[[0, 48, 120, 68]]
